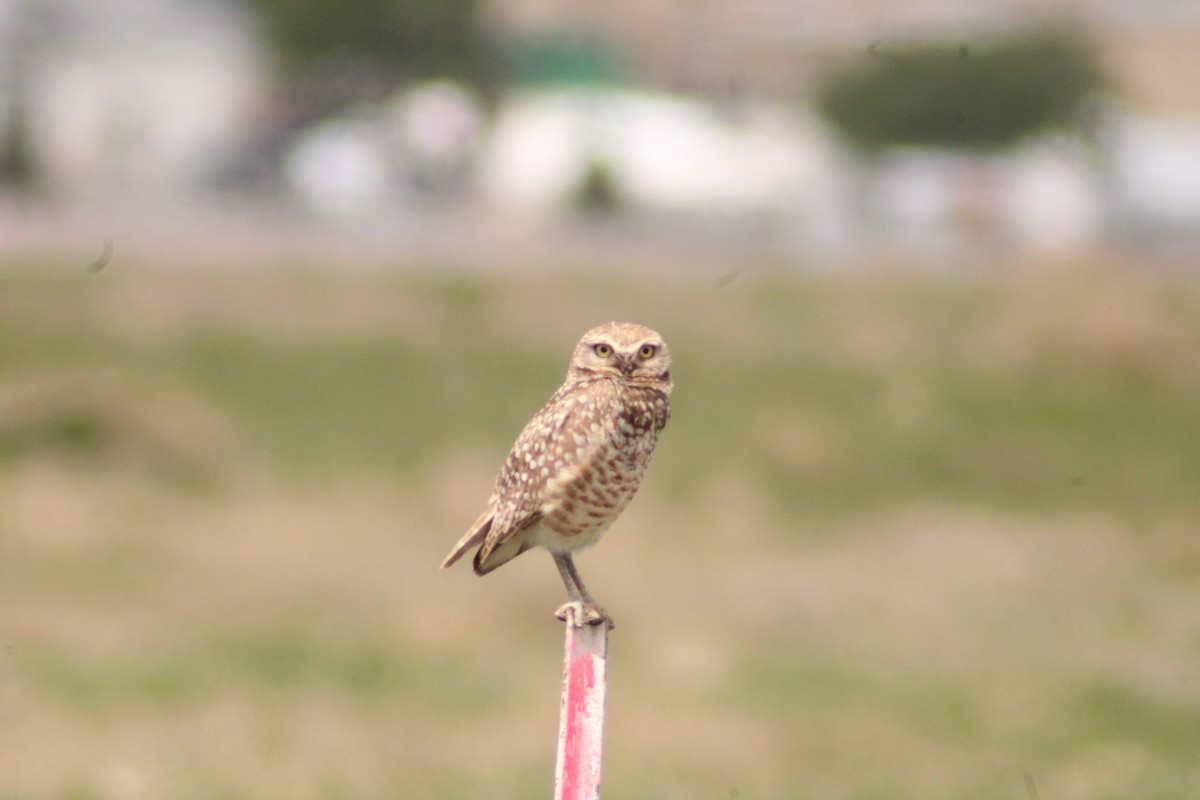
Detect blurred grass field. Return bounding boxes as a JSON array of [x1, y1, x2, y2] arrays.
[[2, 256, 1199, 800]]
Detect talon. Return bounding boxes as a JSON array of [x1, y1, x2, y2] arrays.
[[555, 601, 583, 626], [555, 601, 614, 629], [585, 606, 614, 629]]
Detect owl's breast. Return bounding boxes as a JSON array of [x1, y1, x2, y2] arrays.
[[540, 404, 664, 548], [541, 442, 640, 541]]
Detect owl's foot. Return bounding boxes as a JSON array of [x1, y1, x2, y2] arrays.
[[555, 601, 614, 630]]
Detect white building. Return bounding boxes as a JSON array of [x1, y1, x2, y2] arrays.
[[3, 0, 268, 198]]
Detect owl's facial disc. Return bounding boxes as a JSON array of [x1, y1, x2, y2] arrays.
[[570, 323, 671, 389]]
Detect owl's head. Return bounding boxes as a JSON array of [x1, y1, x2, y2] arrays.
[[568, 322, 672, 391]]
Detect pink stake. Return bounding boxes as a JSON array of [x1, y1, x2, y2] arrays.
[[553, 621, 609, 800]]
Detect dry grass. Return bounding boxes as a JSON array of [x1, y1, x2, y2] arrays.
[[1, 257, 1199, 799]]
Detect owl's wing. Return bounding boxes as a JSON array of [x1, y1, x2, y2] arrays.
[[471, 385, 611, 574]]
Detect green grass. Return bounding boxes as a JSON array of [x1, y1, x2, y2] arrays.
[[2, 260, 1200, 800], [2, 264, 1198, 520], [15, 630, 506, 714]]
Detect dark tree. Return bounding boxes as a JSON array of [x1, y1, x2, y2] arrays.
[[244, 0, 499, 93], [815, 28, 1108, 152]]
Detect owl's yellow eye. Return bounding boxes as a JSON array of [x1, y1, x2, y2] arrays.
[[639, 344, 657, 359], [592, 343, 613, 358]]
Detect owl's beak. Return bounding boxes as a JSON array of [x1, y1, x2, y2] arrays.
[[616, 355, 636, 376]]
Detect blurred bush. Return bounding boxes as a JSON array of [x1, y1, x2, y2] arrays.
[[245, 0, 501, 96], [815, 27, 1108, 151]]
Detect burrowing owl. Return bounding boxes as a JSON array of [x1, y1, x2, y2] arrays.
[[441, 321, 672, 628]]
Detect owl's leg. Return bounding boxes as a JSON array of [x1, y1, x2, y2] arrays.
[[552, 552, 613, 629]]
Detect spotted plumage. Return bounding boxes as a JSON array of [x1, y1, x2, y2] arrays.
[[441, 321, 673, 628]]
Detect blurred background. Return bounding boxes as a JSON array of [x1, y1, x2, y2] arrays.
[[2, 0, 1199, 798]]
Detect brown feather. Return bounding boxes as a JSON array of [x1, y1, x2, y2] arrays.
[[473, 536, 534, 575], [440, 510, 493, 569]]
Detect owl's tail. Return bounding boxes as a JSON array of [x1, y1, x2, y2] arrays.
[[473, 534, 533, 575], [440, 510, 493, 569]]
